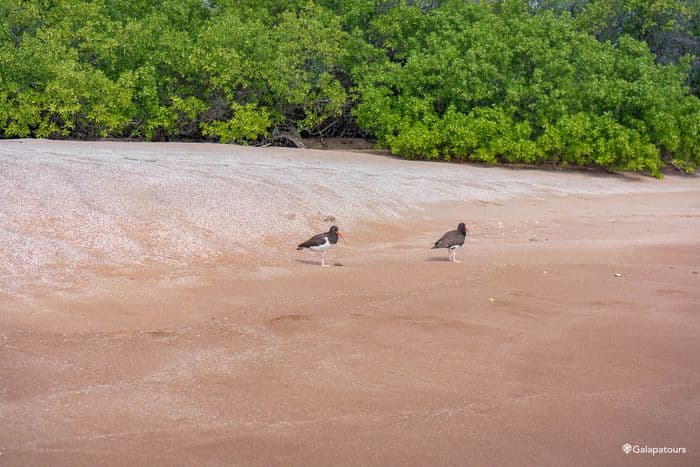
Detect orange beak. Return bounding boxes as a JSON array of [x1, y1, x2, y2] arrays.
[[338, 231, 346, 240]]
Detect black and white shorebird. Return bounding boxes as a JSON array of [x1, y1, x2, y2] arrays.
[[432, 223, 470, 262], [297, 225, 345, 267]]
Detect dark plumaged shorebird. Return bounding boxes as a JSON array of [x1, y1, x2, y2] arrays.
[[432, 223, 470, 262], [297, 225, 345, 267]]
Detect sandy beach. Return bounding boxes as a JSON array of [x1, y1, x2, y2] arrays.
[[1, 140, 699, 465]]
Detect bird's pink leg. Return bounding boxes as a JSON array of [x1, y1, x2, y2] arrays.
[[321, 251, 329, 267]]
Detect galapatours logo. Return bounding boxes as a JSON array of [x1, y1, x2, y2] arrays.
[[623, 443, 687, 455]]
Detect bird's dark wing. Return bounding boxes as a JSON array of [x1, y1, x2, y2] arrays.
[[433, 230, 464, 248], [297, 233, 328, 249]]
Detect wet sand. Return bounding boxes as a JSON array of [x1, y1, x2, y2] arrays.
[[1, 141, 699, 465]]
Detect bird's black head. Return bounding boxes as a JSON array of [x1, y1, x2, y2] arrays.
[[329, 225, 345, 239], [458, 223, 470, 235]]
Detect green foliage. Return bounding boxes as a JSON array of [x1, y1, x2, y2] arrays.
[[1, 0, 698, 175], [537, 0, 700, 93], [201, 103, 271, 143], [0, 19, 134, 138], [353, 0, 700, 175], [269, 3, 352, 129], [574, 0, 692, 40]]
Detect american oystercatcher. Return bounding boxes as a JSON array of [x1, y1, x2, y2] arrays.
[[432, 223, 470, 262], [297, 225, 345, 267]]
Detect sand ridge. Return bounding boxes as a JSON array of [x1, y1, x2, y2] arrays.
[[1, 138, 696, 297]]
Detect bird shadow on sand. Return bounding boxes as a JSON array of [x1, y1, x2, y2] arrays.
[[426, 257, 452, 262], [295, 259, 322, 265], [295, 259, 345, 267]]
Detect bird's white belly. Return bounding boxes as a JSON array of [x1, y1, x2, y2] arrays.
[[310, 238, 331, 251], [449, 244, 462, 250]]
